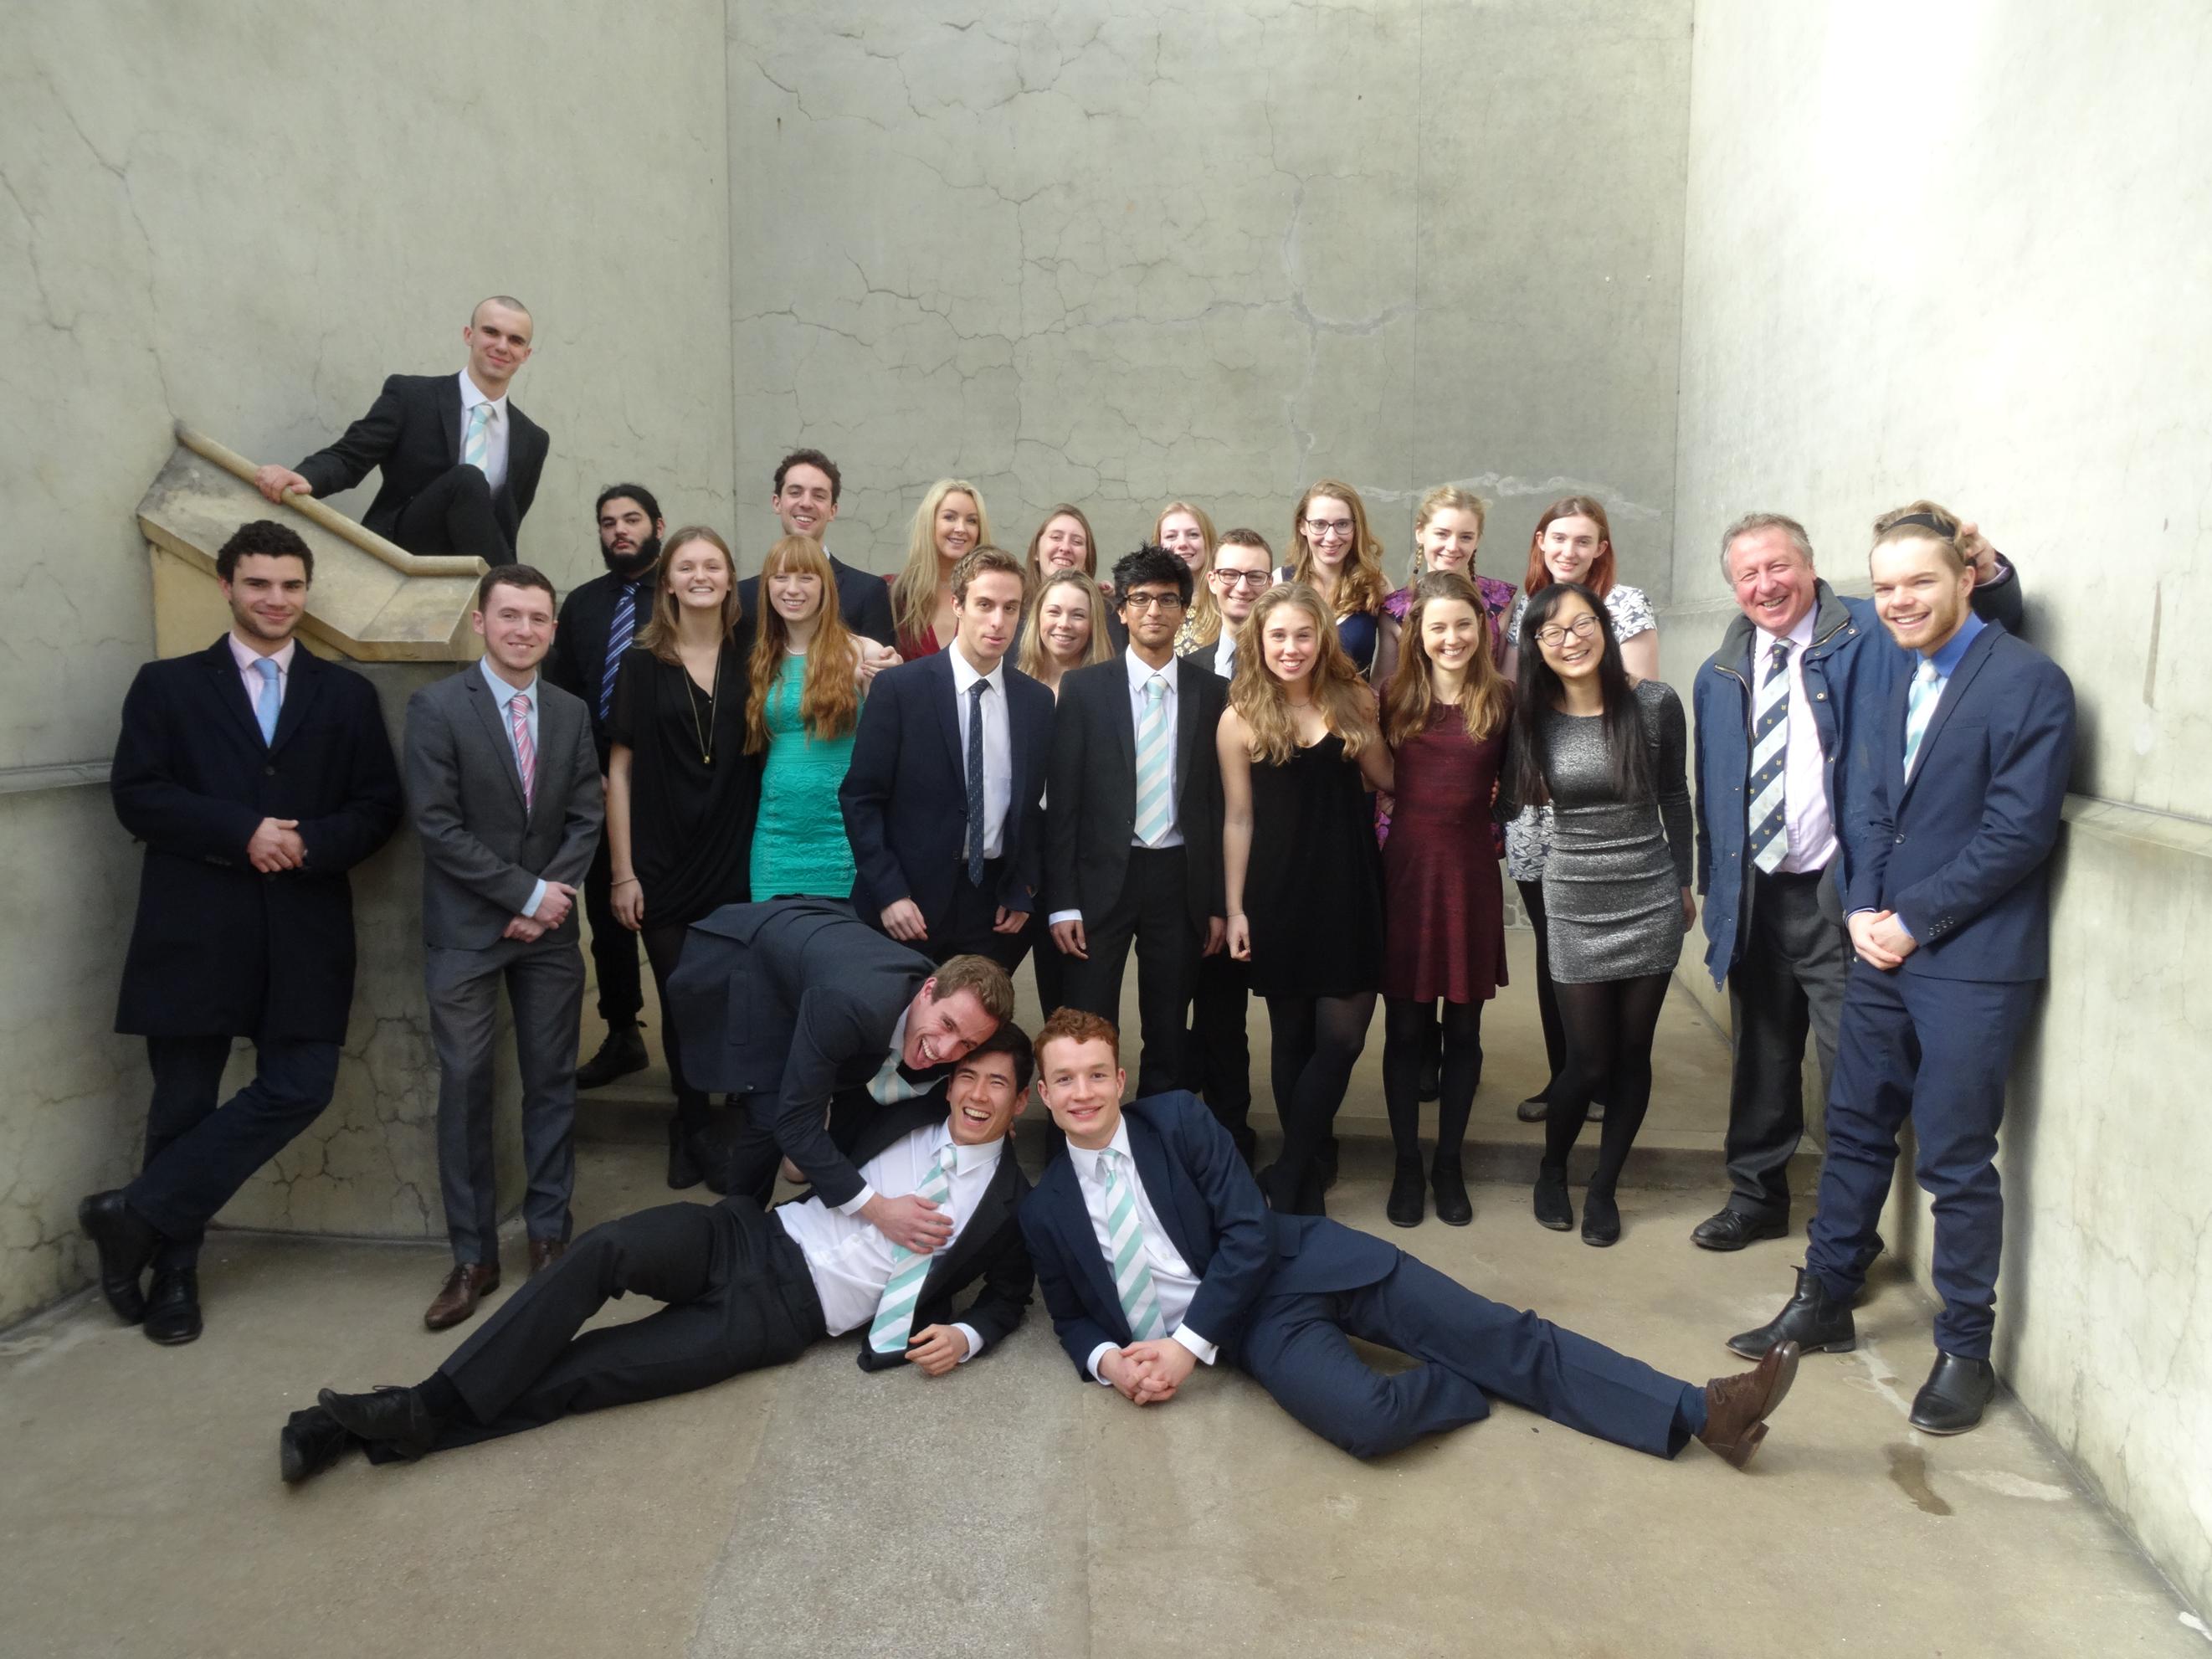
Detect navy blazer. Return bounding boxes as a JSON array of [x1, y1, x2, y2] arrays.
[[111, 638, 403, 1042], [1019, 1092, 1398, 1374], [1845, 621, 2075, 982], [839, 650, 1055, 926]]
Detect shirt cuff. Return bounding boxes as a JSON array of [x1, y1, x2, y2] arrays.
[[1086, 1341, 1118, 1384], [1171, 1325, 1219, 1367], [1046, 908, 1082, 927], [952, 1322, 983, 1364], [1892, 916, 1916, 942], [525, 878, 549, 919], [835, 1182, 877, 1217]]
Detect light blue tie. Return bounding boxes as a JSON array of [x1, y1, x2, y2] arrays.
[[252, 657, 281, 744], [1132, 675, 1172, 845], [1902, 660, 1941, 781], [463, 401, 493, 474], [867, 1144, 960, 1354], [1099, 1149, 1166, 1340], [866, 1049, 926, 1106]]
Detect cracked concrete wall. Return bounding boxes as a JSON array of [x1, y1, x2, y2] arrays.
[[0, 3, 734, 1324], [726, 0, 1691, 594], [1667, 0, 2212, 1613]]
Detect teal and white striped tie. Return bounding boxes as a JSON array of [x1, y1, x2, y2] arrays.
[[463, 400, 494, 474], [1902, 660, 1941, 781], [866, 1049, 925, 1106], [866, 1144, 959, 1355], [1132, 675, 1172, 846], [1099, 1148, 1165, 1340]]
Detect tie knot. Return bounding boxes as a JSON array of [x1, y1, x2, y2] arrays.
[[254, 658, 279, 682], [1769, 639, 1793, 666], [511, 692, 529, 714], [969, 678, 988, 703], [1145, 674, 1166, 701], [1916, 660, 1939, 685]]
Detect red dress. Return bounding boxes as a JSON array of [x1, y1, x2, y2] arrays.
[[1380, 703, 1510, 1004]]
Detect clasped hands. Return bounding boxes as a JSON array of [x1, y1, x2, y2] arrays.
[[246, 816, 307, 873], [1099, 1338, 1198, 1405], [504, 881, 578, 942], [1848, 907, 1917, 970]]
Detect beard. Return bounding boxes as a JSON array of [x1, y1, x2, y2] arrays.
[[602, 532, 661, 579]]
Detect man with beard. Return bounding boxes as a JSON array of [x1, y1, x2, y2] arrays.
[[546, 485, 665, 1089], [736, 448, 899, 650]]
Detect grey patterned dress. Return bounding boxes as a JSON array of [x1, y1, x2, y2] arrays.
[[1517, 679, 1693, 984]]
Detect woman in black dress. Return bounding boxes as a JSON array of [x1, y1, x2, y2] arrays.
[[1219, 583, 1393, 1215], [606, 526, 761, 1191]]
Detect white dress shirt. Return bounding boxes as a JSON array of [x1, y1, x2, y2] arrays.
[[1213, 633, 1236, 681], [478, 656, 549, 918], [948, 648, 1014, 863], [1065, 1122, 1219, 1382], [458, 369, 511, 495], [1754, 609, 1840, 875], [774, 1118, 1003, 1361], [1047, 649, 1183, 927], [228, 633, 296, 716]]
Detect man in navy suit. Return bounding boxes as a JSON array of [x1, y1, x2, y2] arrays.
[[81, 521, 403, 1344], [1020, 1009, 1800, 1467], [1730, 512, 2075, 1436], [840, 546, 1055, 971], [734, 448, 899, 650]]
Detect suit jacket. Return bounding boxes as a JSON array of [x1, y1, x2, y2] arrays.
[[546, 568, 647, 765], [664, 897, 939, 1206], [1019, 1092, 1399, 1376], [839, 650, 1055, 925], [295, 373, 548, 555], [786, 1092, 1034, 1371], [738, 553, 897, 651], [1181, 634, 1235, 681], [403, 666, 603, 951], [1844, 621, 2075, 982], [1045, 653, 1226, 929], [111, 639, 403, 1042]]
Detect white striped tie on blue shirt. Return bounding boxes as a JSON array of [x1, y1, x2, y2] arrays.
[[1902, 660, 1942, 781]]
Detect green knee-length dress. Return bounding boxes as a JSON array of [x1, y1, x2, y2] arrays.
[[747, 653, 859, 901]]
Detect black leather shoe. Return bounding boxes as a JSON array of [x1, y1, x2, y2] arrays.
[[1909, 1351, 1997, 1436], [1429, 1159, 1472, 1226], [77, 1190, 158, 1324], [575, 1025, 649, 1091], [280, 1407, 354, 1485], [318, 1385, 444, 1460], [142, 1267, 203, 1344], [1581, 1188, 1620, 1247], [1386, 1158, 1425, 1228], [1691, 1207, 1788, 1251], [1533, 1169, 1574, 1230], [1727, 1266, 1856, 1359]]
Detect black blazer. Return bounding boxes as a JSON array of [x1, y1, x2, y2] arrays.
[[738, 554, 897, 651], [1180, 635, 1235, 681], [111, 639, 403, 1043], [839, 650, 1056, 927], [1045, 654, 1226, 929], [294, 373, 548, 555], [547, 568, 647, 764], [788, 1092, 1034, 1371]]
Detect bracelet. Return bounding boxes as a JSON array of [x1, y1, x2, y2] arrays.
[[613, 877, 639, 888]]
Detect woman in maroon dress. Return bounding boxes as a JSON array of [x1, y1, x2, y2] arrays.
[[1377, 572, 1513, 1227]]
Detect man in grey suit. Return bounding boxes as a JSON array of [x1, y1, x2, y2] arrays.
[[404, 565, 603, 1331]]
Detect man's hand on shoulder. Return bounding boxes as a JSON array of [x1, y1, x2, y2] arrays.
[[904, 1323, 970, 1377], [254, 465, 311, 505], [861, 1191, 953, 1253]]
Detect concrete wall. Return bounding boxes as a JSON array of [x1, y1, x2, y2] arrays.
[[1670, 0, 2212, 1613], [726, 0, 1692, 595], [0, 1, 735, 1325]]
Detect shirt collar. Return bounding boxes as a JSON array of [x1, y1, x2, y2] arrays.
[[228, 634, 297, 676], [1926, 611, 1984, 680], [1065, 1119, 1134, 1188], [459, 368, 508, 416], [480, 655, 539, 706], [880, 1008, 911, 1071], [926, 1117, 1006, 1179], [1758, 605, 1819, 655], [948, 646, 1004, 696], [1124, 646, 1174, 694]]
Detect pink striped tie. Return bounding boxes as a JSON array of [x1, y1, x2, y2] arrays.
[[510, 693, 536, 810]]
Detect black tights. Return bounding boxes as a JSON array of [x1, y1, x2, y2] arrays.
[[1542, 973, 1670, 1194], [1264, 992, 1375, 1210], [1382, 998, 1484, 1168], [1517, 880, 1568, 1100], [641, 922, 711, 1137]]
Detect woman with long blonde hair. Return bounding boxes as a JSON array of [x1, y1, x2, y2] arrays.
[[1015, 567, 1111, 692], [1282, 479, 1389, 680], [1219, 583, 1393, 1215], [887, 479, 991, 659], [1155, 500, 1219, 651]]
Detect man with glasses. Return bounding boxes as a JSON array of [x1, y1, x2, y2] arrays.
[[1045, 547, 1228, 1097]]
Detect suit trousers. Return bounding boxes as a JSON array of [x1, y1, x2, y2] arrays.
[[1804, 963, 2037, 1359], [398, 1197, 825, 1457], [426, 935, 586, 1264], [921, 856, 1033, 972], [1061, 845, 1200, 1098], [1185, 948, 1255, 1162], [392, 462, 511, 559], [128, 1035, 341, 1270], [1238, 1249, 1693, 1461], [583, 823, 644, 1029], [1722, 866, 1848, 1222]]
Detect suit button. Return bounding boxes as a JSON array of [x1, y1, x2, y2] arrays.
[[1814, 692, 1827, 701], [264, 764, 277, 777], [1894, 835, 1905, 845]]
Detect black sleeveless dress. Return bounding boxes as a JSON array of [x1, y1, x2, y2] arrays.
[[1244, 732, 1385, 998]]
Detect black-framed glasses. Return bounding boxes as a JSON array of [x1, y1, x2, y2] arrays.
[[1214, 568, 1272, 590], [1121, 592, 1187, 613], [1303, 518, 1354, 541], [1533, 614, 1602, 648]]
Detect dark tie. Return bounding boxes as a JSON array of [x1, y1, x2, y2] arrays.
[[966, 678, 989, 886], [598, 581, 639, 721]]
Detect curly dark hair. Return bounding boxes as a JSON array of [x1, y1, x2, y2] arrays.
[[216, 521, 313, 583], [772, 448, 842, 503], [1110, 543, 1193, 610]]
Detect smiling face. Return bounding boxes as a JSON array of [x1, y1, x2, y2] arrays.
[[1038, 583, 1095, 664], [934, 491, 982, 564], [1727, 525, 1817, 638], [1260, 602, 1322, 687], [1121, 579, 1187, 653], [1036, 513, 1091, 573], [1871, 536, 1975, 656], [1158, 511, 1209, 573], [772, 463, 839, 542], [765, 563, 824, 625], [473, 579, 556, 676], [945, 1047, 1024, 1145], [1534, 590, 1603, 684], [902, 982, 998, 1071], [463, 300, 532, 393], [1419, 507, 1482, 576], [222, 553, 309, 646], [1419, 596, 1481, 675], [1301, 495, 1355, 572], [1209, 543, 1273, 625], [1537, 514, 1606, 586], [664, 537, 732, 613], [1034, 1035, 1126, 1150]]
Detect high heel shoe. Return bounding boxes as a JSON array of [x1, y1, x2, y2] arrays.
[[1386, 1157, 1425, 1228], [1429, 1158, 1472, 1226], [666, 1114, 703, 1191]]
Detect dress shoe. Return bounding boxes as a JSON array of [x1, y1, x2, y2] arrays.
[[1515, 1092, 1550, 1123], [1727, 1266, 1856, 1359], [1429, 1158, 1472, 1227], [666, 1114, 704, 1190], [1533, 1169, 1574, 1231], [1386, 1158, 1425, 1228], [1909, 1351, 1997, 1436], [77, 1189, 158, 1323], [1691, 1207, 1788, 1252], [575, 1025, 649, 1091], [423, 1261, 500, 1332], [1581, 1188, 1620, 1247], [280, 1406, 354, 1485], [142, 1267, 203, 1344], [317, 1384, 443, 1461], [1697, 1340, 1800, 1469], [527, 1236, 566, 1275]]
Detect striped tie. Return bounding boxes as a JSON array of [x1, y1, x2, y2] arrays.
[[1902, 660, 1941, 781], [598, 580, 638, 721], [865, 1049, 926, 1106], [867, 1144, 959, 1354], [1132, 675, 1172, 845], [1098, 1149, 1165, 1341], [1746, 639, 1793, 873], [463, 400, 493, 475], [509, 692, 536, 811]]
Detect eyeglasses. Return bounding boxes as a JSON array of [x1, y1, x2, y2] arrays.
[[1303, 518, 1355, 542], [1121, 592, 1187, 613], [1534, 614, 1602, 648], [1214, 569, 1273, 591]]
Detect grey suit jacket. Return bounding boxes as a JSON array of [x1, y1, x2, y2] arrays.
[[403, 665, 603, 951]]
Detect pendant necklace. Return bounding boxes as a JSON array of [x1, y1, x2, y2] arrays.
[[685, 650, 721, 767]]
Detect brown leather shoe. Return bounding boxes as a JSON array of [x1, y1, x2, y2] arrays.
[[1698, 1340, 1799, 1469], [423, 1261, 500, 1331], [527, 1237, 566, 1275]]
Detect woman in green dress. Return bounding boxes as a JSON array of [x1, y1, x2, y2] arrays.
[[745, 535, 872, 900]]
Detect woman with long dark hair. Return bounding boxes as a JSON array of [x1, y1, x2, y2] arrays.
[[1503, 580, 1692, 1246]]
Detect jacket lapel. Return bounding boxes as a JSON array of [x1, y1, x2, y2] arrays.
[[931, 654, 966, 781], [1170, 660, 1203, 811], [440, 376, 463, 467], [267, 647, 327, 755], [465, 670, 529, 811], [202, 639, 265, 747], [1896, 624, 2000, 812], [1127, 1111, 1207, 1269], [1046, 1155, 1128, 1338], [921, 1144, 1018, 1297]]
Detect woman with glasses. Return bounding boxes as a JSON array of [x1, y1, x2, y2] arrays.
[[1280, 480, 1390, 681], [1154, 501, 1219, 653], [1501, 581, 1692, 1246], [1499, 496, 1659, 1125], [887, 479, 992, 659]]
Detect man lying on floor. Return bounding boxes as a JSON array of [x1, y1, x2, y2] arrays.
[[1018, 1008, 1798, 1467], [279, 1028, 1035, 1482]]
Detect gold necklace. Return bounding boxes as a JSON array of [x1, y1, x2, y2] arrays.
[[684, 648, 721, 766]]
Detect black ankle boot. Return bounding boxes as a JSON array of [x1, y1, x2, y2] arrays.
[[1581, 1186, 1620, 1247], [1429, 1158, 1472, 1226], [1386, 1157, 1425, 1228], [1727, 1266, 1857, 1359], [1533, 1168, 1573, 1230]]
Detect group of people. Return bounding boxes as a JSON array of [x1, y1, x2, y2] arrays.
[[78, 299, 2076, 1487]]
